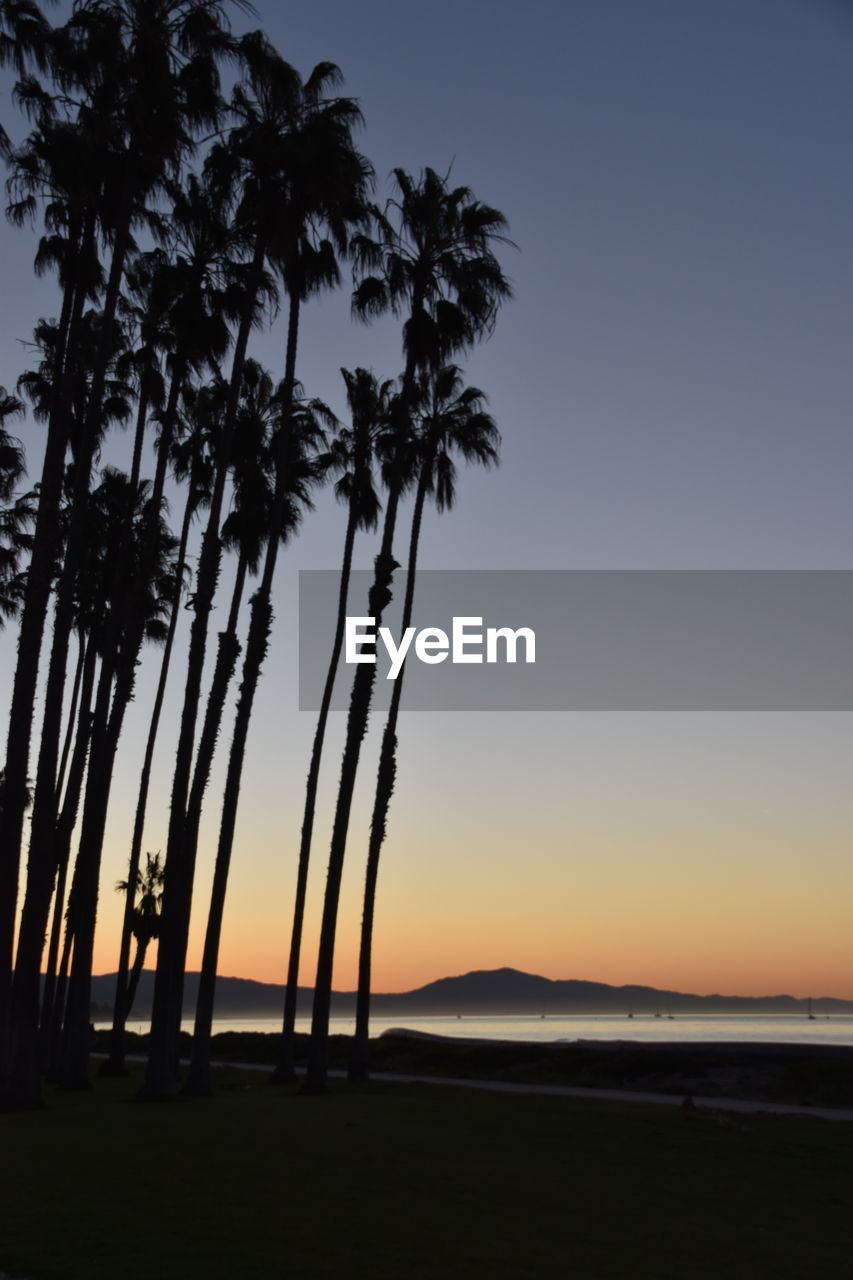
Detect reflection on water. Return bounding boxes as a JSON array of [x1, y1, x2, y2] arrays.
[[108, 1013, 853, 1047]]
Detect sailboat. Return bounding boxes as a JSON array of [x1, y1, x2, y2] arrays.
[[807, 997, 816, 1021]]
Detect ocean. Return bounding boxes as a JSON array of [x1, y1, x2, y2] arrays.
[[107, 1012, 853, 1048]]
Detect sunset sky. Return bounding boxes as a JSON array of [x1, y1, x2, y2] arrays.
[[1, 0, 851, 1000]]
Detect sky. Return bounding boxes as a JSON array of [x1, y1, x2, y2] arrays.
[[1, 0, 852, 999]]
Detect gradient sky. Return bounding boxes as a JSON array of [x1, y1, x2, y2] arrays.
[[1, 0, 852, 999]]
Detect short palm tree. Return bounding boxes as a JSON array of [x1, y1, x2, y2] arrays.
[[115, 852, 165, 1025]]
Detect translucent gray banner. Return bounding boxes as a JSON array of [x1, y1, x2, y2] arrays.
[[298, 570, 853, 711]]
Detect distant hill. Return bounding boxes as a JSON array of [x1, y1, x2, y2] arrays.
[[88, 966, 853, 1020]]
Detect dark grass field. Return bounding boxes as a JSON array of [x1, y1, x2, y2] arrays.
[[2, 1064, 853, 1279]]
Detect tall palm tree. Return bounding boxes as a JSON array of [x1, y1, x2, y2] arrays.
[[161, 364, 279, 1044], [37, 458, 122, 1066], [272, 367, 386, 1082], [0, 63, 109, 1061], [304, 168, 512, 1093], [104, 165, 248, 1077], [348, 368, 499, 1082], [144, 32, 370, 1101], [8, 305, 134, 1103], [186, 390, 328, 1096], [57, 476, 181, 1087], [142, 38, 292, 1103], [3, 0, 238, 1104], [38, 623, 99, 1067], [184, 58, 372, 1094], [102, 382, 215, 1076]]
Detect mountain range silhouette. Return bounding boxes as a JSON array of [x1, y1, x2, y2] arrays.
[[86, 966, 853, 1019]]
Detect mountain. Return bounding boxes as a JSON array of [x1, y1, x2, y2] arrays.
[[88, 967, 853, 1020]]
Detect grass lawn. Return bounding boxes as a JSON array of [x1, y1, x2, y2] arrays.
[[1, 1067, 852, 1279]]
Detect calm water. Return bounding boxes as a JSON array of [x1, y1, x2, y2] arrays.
[[111, 1013, 853, 1047]]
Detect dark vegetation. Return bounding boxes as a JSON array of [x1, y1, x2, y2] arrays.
[[0, 0, 512, 1110]]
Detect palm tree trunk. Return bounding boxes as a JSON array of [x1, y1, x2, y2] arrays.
[[8, 211, 133, 1105], [124, 936, 149, 1025], [180, 548, 249, 868], [348, 458, 431, 1083], [302, 487, 403, 1095], [302, 344, 421, 1096], [53, 638, 121, 1088], [143, 237, 268, 1102], [273, 493, 360, 1082], [128, 351, 155, 496], [187, 288, 303, 1097], [103, 480, 194, 1076], [39, 631, 99, 1061], [55, 628, 86, 809], [46, 924, 73, 1081], [0, 213, 94, 1088], [57, 586, 154, 1089], [185, 589, 273, 1096]]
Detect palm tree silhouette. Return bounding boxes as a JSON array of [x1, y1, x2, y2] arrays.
[[272, 367, 387, 1083], [102, 382, 214, 1076], [146, 33, 370, 1101], [0, 0, 50, 79], [186, 388, 330, 1096], [349, 367, 499, 1082], [56, 473, 182, 1087], [4, 0, 239, 1105], [115, 852, 165, 1026], [0, 388, 33, 628], [304, 167, 512, 1093]]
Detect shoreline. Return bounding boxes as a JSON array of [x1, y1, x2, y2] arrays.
[[93, 1027, 853, 1110]]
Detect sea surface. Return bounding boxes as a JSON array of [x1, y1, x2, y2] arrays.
[[109, 1013, 853, 1047]]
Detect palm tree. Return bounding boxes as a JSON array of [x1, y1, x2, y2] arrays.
[[160, 365, 279, 1050], [0, 0, 50, 75], [56, 476, 182, 1088], [3, 0, 238, 1104], [144, 32, 370, 1100], [0, 388, 33, 627], [272, 367, 386, 1083], [186, 390, 329, 1096], [184, 58, 372, 1095], [106, 172, 244, 1041], [38, 623, 99, 1069], [102, 383, 215, 1076], [348, 368, 499, 1082], [115, 852, 164, 1024], [142, 38, 292, 1103], [1, 65, 109, 1062], [303, 168, 512, 1094], [8, 307, 134, 1103]]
